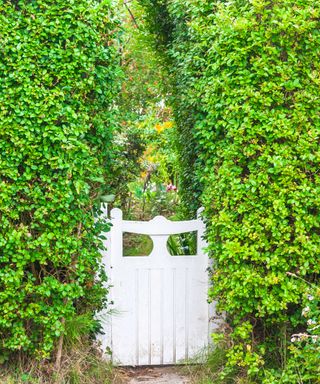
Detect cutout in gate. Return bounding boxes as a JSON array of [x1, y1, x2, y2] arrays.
[[123, 232, 153, 256], [167, 231, 197, 256]]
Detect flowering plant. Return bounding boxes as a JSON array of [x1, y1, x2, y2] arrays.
[[289, 274, 320, 345], [263, 277, 320, 383]]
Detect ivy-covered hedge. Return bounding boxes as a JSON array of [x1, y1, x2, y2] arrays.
[[0, 0, 120, 360], [140, 0, 320, 381]]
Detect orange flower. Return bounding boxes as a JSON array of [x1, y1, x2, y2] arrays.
[[155, 121, 174, 133]]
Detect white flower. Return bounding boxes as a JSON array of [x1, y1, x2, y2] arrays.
[[307, 319, 317, 326], [307, 295, 314, 301], [302, 306, 310, 316], [291, 337, 297, 343], [292, 333, 309, 342]]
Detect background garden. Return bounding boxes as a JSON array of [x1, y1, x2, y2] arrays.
[[0, 0, 319, 383]]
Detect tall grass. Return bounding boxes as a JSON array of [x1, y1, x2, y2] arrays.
[[184, 345, 257, 384], [0, 341, 115, 384]]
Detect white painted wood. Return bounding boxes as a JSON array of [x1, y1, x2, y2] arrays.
[[98, 208, 213, 366]]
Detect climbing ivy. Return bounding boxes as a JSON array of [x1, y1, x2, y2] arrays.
[[140, 0, 320, 381], [0, 0, 120, 359]]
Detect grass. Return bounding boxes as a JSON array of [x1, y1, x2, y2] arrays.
[[123, 233, 153, 256], [182, 346, 256, 384], [0, 341, 116, 384], [182, 346, 228, 384]]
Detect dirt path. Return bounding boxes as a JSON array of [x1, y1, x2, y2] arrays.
[[114, 367, 191, 384]]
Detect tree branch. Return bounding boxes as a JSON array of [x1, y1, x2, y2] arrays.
[[124, 0, 139, 28]]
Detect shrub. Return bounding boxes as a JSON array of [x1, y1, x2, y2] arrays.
[[140, 0, 320, 380], [0, 0, 120, 360], [263, 280, 320, 383]]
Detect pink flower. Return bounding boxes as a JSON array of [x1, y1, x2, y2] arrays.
[[166, 184, 177, 192]]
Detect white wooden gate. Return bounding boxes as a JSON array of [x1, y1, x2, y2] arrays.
[[98, 208, 211, 366]]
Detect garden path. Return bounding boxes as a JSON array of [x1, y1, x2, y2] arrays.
[[115, 367, 190, 384]]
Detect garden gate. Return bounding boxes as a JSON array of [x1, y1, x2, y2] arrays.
[[98, 207, 213, 366]]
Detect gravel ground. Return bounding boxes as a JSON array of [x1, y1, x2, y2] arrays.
[[115, 367, 190, 384]]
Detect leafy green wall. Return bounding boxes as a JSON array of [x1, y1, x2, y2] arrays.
[[0, 0, 120, 359], [140, 0, 320, 381]]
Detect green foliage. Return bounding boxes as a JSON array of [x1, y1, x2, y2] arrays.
[[0, 0, 120, 359], [140, 0, 320, 381], [109, 124, 147, 207], [139, 0, 204, 217], [109, 1, 172, 210], [119, 0, 166, 118], [199, 2, 320, 379], [124, 119, 180, 220], [263, 281, 320, 383], [167, 232, 196, 256]]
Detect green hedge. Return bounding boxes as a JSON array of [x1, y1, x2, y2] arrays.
[[0, 0, 120, 360], [140, 0, 320, 381]]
